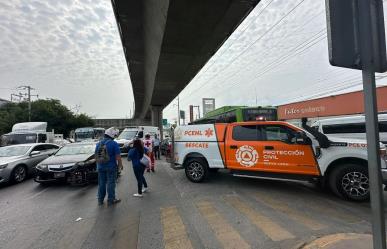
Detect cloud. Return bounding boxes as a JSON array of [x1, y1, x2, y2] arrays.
[[0, 0, 133, 118], [163, 0, 387, 122]]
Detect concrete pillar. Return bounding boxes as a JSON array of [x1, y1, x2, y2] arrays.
[[151, 105, 163, 139]]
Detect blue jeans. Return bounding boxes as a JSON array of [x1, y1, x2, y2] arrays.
[[98, 166, 117, 203], [133, 165, 148, 194]]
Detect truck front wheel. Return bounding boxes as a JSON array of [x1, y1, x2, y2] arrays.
[[185, 158, 208, 183], [329, 164, 370, 201]]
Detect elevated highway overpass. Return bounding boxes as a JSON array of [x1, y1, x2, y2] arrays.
[[111, 0, 261, 132]]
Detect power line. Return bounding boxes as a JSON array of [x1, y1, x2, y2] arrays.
[[192, 0, 277, 81], [201, 28, 326, 100], [185, 0, 308, 98], [16, 85, 39, 121]]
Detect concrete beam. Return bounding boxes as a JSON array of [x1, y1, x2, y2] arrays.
[[112, 0, 261, 119]]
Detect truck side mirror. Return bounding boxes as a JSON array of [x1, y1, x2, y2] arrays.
[[295, 132, 312, 145]]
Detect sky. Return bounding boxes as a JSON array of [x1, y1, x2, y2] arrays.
[[1, 0, 387, 121]]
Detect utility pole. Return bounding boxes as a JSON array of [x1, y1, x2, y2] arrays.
[[10, 93, 23, 102], [17, 85, 38, 122], [177, 96, 180, 126]]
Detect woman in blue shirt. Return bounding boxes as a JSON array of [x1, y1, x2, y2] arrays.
[[128, 139, 149, 197]]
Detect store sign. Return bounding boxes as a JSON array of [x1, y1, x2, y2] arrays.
[[202, 98, 215, 115]]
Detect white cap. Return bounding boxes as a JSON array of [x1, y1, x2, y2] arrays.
[[105, 127, 119, 138]]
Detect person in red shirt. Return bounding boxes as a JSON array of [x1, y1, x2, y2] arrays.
[[143, 134, 155, 172]]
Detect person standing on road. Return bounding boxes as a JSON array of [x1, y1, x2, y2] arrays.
[[143, 134, 155, 172], [128, 139, 149, 197], [153, 135, 160, 160], [95, 127, 123, 206]]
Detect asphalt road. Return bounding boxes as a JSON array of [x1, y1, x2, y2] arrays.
[[0, 158, 386, 249]]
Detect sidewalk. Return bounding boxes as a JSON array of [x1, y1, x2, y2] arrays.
[[300, 233, 373, 249]]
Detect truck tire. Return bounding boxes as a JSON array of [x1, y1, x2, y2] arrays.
[[185, 157, 208, 183], [328, 164, 370, 201]]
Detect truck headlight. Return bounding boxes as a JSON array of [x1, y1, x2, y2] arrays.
[[0, 163, 8, 169], [36, 164, 48, 170]]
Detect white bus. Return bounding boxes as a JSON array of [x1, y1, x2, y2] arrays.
[[311, 114, 387, 144]]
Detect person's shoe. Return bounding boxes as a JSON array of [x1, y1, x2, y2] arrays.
[[133, 193, 143, 197], [142, 187, 148, 193], [98, 201, 104, 206], [107, 199, 121, 206]]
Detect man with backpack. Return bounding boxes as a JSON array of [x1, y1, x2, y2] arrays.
[[95, 127, 123, 206]]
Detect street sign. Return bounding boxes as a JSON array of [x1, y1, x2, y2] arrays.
[[202, 98, 215, 115], [326, 0, 387, 72], [179, 110, 185, 119], [162, 119, 168, 126]]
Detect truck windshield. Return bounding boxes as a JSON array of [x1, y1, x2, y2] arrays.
[[118, 130, 137, 140], [75, 131, 94, 141], [1, 133, 37, 145]]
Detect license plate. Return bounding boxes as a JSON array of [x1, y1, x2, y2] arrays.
[[54, 172, 65, 178]]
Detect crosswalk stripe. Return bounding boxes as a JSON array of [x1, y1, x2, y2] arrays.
[[225, 196, 295, 241], [161, 206, 194, 249], [197, 201, 251, 249], [254, 192, 326, 230]]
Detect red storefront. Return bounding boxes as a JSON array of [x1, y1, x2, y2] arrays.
[[278, 86, 387, 120]]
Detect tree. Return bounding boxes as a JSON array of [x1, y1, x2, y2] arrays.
[[0, 99, 94, 137]]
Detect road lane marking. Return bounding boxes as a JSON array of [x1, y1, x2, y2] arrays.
[[161, 206, 193, 249], [224, 196, 295, 241], [254, 193, 326, 230], [196, 201, 251, 249]]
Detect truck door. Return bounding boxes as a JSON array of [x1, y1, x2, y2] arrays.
[[225, 124, 265, 171], [225, 124, 320, 176], [259, 124, 320, 176]]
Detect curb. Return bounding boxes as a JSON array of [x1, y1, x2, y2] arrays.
[[297, 233, 372, 249]]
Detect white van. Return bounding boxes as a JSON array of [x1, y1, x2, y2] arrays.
[[115, 126, 160, 153], [311, 114, 387, 144]]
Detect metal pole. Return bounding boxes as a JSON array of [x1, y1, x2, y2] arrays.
[[177, 96, 180, 126], [28, 86, 31, 121], [358, 1, 386, 248], [362, 69, 386, 249]]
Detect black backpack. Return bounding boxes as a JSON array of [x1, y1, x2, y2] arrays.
[[96, 140, 111, 164]]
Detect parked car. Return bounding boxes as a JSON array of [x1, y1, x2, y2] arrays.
[[160, 138, 172, 156], [0, 143, 60, 184], [35, 142, 97, 185]]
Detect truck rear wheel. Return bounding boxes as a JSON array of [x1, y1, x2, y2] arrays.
[[329, 164, 370, 201], [185, 158, 208, 183]]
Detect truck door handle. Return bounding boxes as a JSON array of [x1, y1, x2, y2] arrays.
[[230, 145, 238, 149], [265, 146, 274, 150]]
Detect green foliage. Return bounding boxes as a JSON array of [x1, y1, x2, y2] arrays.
[[0, 99, 94, 137]]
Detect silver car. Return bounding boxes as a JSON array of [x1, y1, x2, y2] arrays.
[[0, 143, 60, 184]]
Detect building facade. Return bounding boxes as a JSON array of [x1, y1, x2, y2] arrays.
[[277, 86, 387, 126]]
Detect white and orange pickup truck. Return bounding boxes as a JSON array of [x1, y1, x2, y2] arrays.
[[173, 121, 387, 201]]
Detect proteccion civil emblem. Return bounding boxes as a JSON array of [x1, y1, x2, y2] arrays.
[[235, 145, 259, 167]]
